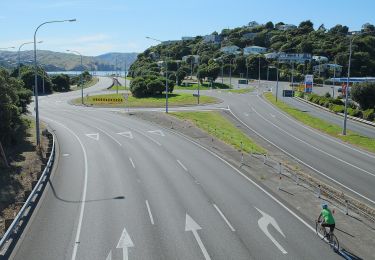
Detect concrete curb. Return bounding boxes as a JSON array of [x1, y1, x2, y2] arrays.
[[294, 96, 375, 127]]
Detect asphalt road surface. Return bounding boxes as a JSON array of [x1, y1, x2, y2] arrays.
[[12, 77, 340, 260], [204, 81, 375, 207]]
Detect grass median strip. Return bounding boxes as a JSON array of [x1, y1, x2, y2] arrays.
[[170, 111, 266, 154], [72, 93, 219, 107], [175, 82, 231, 90], [264, 92, 375, 153], [225, 87, 254, 94]]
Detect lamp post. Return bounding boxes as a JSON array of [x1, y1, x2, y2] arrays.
[[34, 19, 76, 146], [66, 49, 83, 104], [258, 55, 261, 89], [18, 41, 42, 79], [229, 58, 235, 88], [342, 36, 354, 135], [275, 55, 280, 102], [146, 36, 169, 113]]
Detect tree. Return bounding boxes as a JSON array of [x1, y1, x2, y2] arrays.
[[351, 82, 375, 109], [130, 77, 147, 97], [298, 20, 314, 33], [176, 68, 187, 85], [0, 68, 32, 147], [52, 74, 70, 92], [19, 66, 53, 94], [265, 21, 274, 30]]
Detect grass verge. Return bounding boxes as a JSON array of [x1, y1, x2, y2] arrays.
[[109, 85, 128, 91], [225, 87, 254, 94], [73, 93, 219, 107], [264, 92, 375, 153], [71, 77, 99, 91], [175, 82, 231, 90], [170, 111, 266, 154]]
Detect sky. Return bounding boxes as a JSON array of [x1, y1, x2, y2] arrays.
[[1, 0, 375, 56]]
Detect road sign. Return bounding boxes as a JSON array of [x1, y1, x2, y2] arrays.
[[238, 79, 248, 84], [304, 75, 313, 93], [282, 90, 295, 97], [123, 93, 129, 100]]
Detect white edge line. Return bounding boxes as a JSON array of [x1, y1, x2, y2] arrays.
[[258, 95, 375, 159], [177, 159, 188, 172], [43, 117, 88, 260], [129, 157, 135, 169], [145, 200, 155, 225], [95, 126, 122, 147], [213, 204, 236, 232], [228, 107, 375, 206], [251, 106, 375, 178]]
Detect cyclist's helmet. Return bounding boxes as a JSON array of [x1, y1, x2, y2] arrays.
[[321, 202, 328, 209]]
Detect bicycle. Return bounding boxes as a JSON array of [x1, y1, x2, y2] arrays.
[[315, 220, 339, 252]]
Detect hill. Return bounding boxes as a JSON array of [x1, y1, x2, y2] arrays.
[[0, 50, 138, 71], [129, 20, 375, 83]]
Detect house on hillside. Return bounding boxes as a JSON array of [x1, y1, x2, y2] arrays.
[[244, 46, 267, 55], [312, 55, 329, 63], [182, 55, 200, 64], [248, 21, 259, 28], [220, 45, 241, 55], [313, 63, 343, 76], [182, 36, 195, 41], [242, 32, 257, 40], [161, 40, 180, 45], [276, 24, 297, 31], [264, 52, 279, 59], [265, 52, 312, 63], [203, 34, 222, 44]]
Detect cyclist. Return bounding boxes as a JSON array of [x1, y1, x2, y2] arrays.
[[318, 202, 335, 238]]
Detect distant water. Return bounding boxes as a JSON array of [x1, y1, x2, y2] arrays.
[[47, 71, 127, 77]]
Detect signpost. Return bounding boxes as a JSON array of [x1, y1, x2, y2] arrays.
[[304, 74, 313, 93], [123, 93, 129, 113]]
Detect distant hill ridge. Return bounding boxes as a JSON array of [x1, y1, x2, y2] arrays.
[[0, 50, 138, 71]]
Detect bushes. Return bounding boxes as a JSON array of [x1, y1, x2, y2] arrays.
[[130, 75, 175, 98], [363, 109, 375, 121], [329, 104, 345, 113], [351, 82, 375, 110]]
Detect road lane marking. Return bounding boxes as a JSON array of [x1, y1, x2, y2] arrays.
[[227, 108, 375, 205], [41, 117, 89, 260], [85, 133, 99, 140], [213, 204, 235, 232], [185, 214, 211, 260], [270, 113, 276, 118], [177, 159, 188, 172], [116, 227, 134, 260], [117, 131, 134, 139], [129, 157, 135, 169], [257, 96, 375, 160], [106, 251, 112, 260], [256, 207, 287, 254], [95, 126, 122, 146], [62, 153, 70, 157], [147, 130, 165, 136], [145, 200, 155, 225], [251, 106, 375, 178]]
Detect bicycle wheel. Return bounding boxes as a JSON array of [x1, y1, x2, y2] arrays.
[[315, 222, 326, 240], [330, 234, 339, 252]]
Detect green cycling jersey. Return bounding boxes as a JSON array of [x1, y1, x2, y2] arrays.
[[321, 208, 335, 225]]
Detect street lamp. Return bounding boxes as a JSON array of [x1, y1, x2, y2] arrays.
[[229, 58, 235, 88], [146, 36, 169, 113], [18, 41, 42, 78], [34, 19, 76, 146], [66, 49, 84, 103]]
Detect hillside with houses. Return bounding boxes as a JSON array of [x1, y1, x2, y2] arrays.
[[129, 20, 375, 84]]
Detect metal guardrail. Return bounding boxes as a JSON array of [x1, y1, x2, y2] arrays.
[[0, 131, 55, 250]]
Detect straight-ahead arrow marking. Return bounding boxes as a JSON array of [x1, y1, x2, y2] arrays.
[[185, 214, 211, 260], [116, 227, 134, 260], [255, 207, 287, 254], [117, 131, 133, 139], [147, 130, 165, 137], [85, 133, 99, 141]]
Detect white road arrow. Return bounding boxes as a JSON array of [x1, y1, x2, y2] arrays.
[[147, 130, 165, 136], [85, 133, 99, 141], [255, 207, 287, 254], [185, 214, 211, 260], [117, 131, 133, 139], [116, 227, 134, 260], [106, 251, 112, 260]]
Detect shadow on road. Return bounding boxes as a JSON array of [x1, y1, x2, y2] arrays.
[[48, 180, 125, 203]]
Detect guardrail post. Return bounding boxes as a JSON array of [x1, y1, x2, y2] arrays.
[[317, 185, 321, 198], [278, 162, 282, 174], [278, 163, 282, 190], [295, 174, 299, 186], [263, 154, 266, 164]]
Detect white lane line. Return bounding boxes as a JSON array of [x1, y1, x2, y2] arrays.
[[177, 159, 188, 172], [213, 204, 235, 232], [42, 117, 88, 260], [129, 157, 135, 169], [257, 95, 375, 159], [251, 106, 375, 178], [228, 108, 375, 206], [167, 124, 318, 233], [145, 200, 155, 225], [270, 113, 276, 118], [95, 126, 122, 146]]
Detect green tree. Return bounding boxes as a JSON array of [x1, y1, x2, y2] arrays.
[[52, 74, 71, 92], [351, 82, 375, 109]]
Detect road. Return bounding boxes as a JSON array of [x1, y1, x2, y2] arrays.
[[203, 80, 375, 207], [12, 77, 340, 259]]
